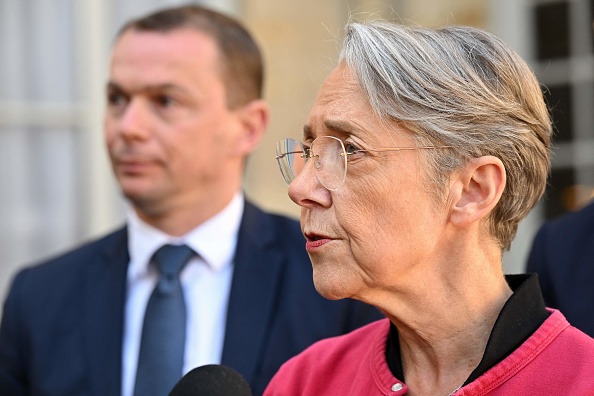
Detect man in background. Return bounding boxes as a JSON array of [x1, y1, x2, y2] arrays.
[[526, 199, 594, 337], [0, 5, 381, 396]]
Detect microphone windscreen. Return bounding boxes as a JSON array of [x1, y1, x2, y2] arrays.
[[169, 364, 252, 396]]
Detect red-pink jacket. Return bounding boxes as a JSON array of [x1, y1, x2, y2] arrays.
[[264, 310, 594, 395]]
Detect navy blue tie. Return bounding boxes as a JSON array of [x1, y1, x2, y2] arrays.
[[134, 244, 194, 396]]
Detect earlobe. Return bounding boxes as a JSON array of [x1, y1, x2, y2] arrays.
[[449, 156, 506, 226], [234, 99, 269, 155]]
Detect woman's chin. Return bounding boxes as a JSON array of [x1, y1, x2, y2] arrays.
[[313, 272, 354, 301]]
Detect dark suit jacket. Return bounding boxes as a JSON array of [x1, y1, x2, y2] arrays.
[[0, 200, 382, 396], [526, 199, 594, 337]]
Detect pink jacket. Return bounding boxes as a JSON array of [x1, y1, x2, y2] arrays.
[[264, 310, 594, 395]]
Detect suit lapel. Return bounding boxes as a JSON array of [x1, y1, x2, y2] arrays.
[[221, 201, 284, 385], [83, 228, 129, 396]]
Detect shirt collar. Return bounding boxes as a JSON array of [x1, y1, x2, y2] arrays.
[[385, 273, 549, 385], [127, 192, 244, 280]]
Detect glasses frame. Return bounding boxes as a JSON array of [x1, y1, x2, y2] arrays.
[[276, 135, 452, 191]]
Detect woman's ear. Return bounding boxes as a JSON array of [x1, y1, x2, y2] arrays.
[[448, 156, 506, 227], [233, 99, 270, 156]]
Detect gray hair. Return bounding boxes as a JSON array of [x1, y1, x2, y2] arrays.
[[339, 21, 552, 250]]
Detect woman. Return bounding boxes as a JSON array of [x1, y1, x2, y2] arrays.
[[267, 20, 594, 395]]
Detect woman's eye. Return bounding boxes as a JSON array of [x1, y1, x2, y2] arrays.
[[344, 143, 360, 155]]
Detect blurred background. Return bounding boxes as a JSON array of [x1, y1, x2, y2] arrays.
[[1, 0, 593, 309]]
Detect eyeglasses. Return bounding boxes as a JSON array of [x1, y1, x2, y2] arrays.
[[275, 135, 452, 191]]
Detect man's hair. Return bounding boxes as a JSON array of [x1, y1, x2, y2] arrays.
[[118, 4, 263, 109], [339, 21, 552, 250]]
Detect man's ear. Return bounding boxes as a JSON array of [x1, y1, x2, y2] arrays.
[[233, 99, 269, 155], [448, 156, 506, 227]]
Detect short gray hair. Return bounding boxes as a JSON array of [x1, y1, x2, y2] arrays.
[[339, 21, 552, 250]]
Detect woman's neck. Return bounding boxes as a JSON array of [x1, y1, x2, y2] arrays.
[[381, 270, 512, 396]]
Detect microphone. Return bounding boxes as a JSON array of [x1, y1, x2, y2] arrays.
[[169, 364, 252, 396]]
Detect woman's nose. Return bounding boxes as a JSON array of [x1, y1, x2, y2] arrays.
[[288, 159, 332, 209]]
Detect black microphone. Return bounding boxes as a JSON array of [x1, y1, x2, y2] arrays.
[[169, 364, 252, 396]]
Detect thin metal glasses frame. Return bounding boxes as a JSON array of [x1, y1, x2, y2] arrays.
[[276, 135, 452, 191]]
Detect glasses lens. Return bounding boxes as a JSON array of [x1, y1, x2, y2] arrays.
[[313, 136, 346, 190], [276, 139, 305, 184], [276, 136, 347, 190]]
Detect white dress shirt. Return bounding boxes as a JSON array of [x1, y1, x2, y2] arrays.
[[121, 193, 244, 396]]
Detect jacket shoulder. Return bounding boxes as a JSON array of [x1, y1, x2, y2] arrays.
[[28, 227, 126, 268], [7, 227, 127, 294], [544, 200, 594, 235], [265, 319, 389, 395]]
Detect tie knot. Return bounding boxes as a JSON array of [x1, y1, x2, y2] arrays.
[[152, 244, 194, 278]]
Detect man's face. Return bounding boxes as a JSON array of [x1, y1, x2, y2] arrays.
[[104, 29, 246, 220]]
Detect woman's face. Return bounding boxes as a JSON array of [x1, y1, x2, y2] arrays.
[[289, 64, 448, 303]]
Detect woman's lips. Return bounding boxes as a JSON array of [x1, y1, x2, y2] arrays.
[[306, 238, 331, 250], [304, 233, 333, 251]]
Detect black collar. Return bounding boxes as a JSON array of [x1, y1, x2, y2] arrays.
[[385, 273, 549, 385]]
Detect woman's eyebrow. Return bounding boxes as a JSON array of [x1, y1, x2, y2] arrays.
[[302, 119, 357, 140], [324, 119, 355, 134]]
